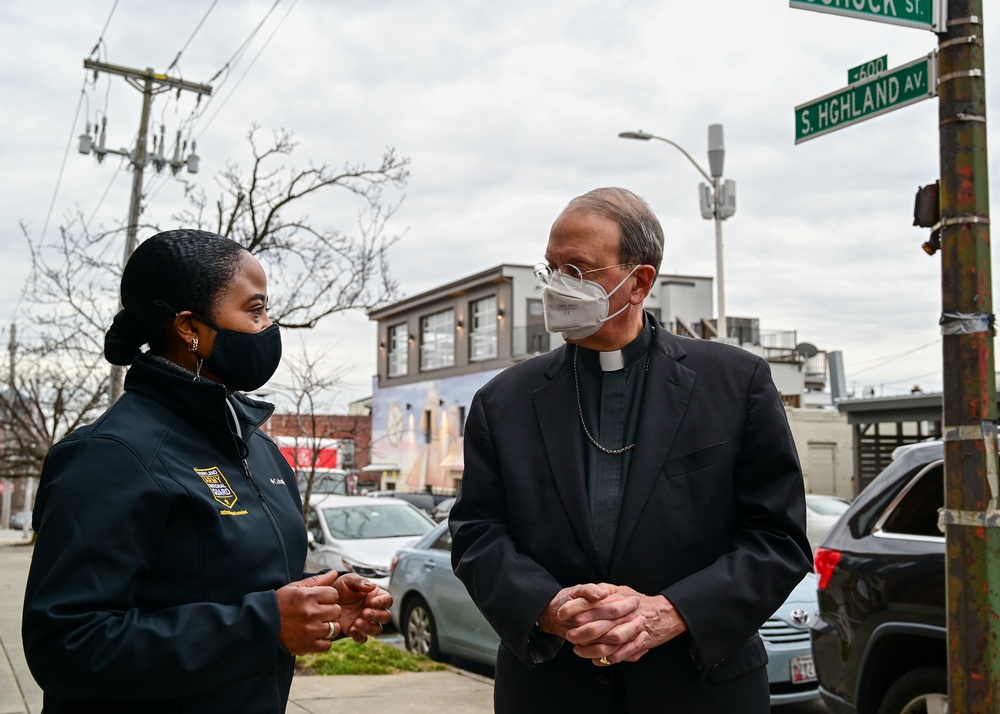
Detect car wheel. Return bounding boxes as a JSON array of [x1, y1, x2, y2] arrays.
[[403, 595, 441, 660], [878, 666, 948, 714]]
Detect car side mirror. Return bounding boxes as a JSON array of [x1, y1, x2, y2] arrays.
[[307, 530, 317, 550]]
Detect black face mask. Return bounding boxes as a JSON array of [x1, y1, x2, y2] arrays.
[[202, 323, 282, 392]]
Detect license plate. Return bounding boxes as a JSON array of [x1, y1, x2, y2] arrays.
[[791, 654, 816, 683]]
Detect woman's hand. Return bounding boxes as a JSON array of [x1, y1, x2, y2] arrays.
[[332, 573, 394, 643], [275, 571, 342, 654]]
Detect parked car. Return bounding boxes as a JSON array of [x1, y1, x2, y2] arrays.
[[759, 572, 821, 705], [804, 493, 851, 550], [367, 490, 452, 517], [430, 496, 456, 523], [811, 439, 945, 714], [299, 469, 349, 499], [388, 520, 820, 705], [306, 495, 435, 588], [388, 521, 498, 667], [9, 510, 29, 531]]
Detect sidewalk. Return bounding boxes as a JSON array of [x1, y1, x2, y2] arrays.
[[0, 530, 493, 714]]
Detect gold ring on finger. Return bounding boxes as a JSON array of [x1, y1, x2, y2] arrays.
[[327, 621, 337, 639]]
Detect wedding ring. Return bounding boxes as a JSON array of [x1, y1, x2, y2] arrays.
[[327, 621, 337, 639], [599, 656, 611, 665]]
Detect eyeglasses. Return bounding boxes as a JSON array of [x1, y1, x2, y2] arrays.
[[533, 262, 635, 289]]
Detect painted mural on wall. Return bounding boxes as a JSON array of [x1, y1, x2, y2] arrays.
[[370, 369, 504, 492]]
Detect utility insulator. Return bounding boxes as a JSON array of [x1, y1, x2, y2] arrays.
[[186, 140, 200, 174]]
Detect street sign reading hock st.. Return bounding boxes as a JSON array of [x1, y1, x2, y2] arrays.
[[789, 0, 946, 32]]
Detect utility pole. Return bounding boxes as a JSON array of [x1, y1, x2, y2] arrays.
[[7, 323, 14, 397], [79, 60, 212, 401], [4, 324, 15, 534], [936, 0, 998, 710]]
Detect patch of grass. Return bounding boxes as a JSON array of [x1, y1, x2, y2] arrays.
[[298, 638, 448, 675]]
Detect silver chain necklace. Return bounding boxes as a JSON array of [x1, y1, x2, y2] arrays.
[[572, 324, 653, 455]]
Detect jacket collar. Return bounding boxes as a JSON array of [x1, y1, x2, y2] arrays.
[[123, 354, 275, 456]]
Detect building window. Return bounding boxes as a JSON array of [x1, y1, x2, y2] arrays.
[[340, 439, 355, 467], [420, 309, 455, 371], [387, 323, 408, 377], [469, 296, 497, 361]]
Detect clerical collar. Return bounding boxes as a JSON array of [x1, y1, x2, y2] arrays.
[[599, 351, 624, 371], [578, 317, 655, 373]]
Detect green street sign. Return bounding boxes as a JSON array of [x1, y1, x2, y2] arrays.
[[789, 0, 945, 32], [848, 55, 888, 84], [795, 53, 936, 144]]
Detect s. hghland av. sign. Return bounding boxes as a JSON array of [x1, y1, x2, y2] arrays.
[[795, 54, 936, 144], [789, 0, 945, 32]]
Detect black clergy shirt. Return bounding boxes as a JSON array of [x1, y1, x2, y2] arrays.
[[576, 315, 654, 568]]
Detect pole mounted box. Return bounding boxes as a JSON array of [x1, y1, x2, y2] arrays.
[[913, 181, 940, 227], [698, 184, 714, 220], [718, 180, 737, 220]]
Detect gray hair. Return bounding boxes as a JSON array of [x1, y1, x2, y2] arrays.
[[564, 187, 663, 273]]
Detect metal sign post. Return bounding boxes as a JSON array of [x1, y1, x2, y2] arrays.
[[935, 2, 998, 710], [793, 0, 999, 708]]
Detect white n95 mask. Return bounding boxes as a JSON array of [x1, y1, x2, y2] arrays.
[[542, 266, 639, 340]]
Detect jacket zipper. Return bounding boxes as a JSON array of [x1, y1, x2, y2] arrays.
[[242, 458, 292, 583]]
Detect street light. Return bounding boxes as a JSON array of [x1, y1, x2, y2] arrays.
[[619, 126, 736, 340]]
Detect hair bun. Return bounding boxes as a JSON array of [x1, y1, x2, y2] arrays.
[[104, 309, 146, 365]]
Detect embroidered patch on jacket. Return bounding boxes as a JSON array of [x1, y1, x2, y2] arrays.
[[194, 466, 239, 509]]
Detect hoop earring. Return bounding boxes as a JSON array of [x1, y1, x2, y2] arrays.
[[188, 336, 199, 353]]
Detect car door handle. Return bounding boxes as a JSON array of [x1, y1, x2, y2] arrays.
[[423, 560, 437, 570]]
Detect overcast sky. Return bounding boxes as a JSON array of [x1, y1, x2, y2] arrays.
[[2, 1, 996, 409]]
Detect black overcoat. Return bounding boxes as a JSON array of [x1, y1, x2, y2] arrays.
[[451, 318, 813, 713]]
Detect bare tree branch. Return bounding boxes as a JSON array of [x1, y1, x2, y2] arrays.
[[270, 345, 356, 522], [176, 125, 410, 327], [4, 124, 403, 485]]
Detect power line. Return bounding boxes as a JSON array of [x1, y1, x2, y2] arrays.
[[40, 80, 88, 241], [847, 338, 941, 376], [196, 0, 300, 138], [85, 161, 125, 231], [88, 0, 119, 58], [871, 370, 942, 388], [166, 0, 219, 72], [179, 0, 289, 137], [208, 0, 282, 85]]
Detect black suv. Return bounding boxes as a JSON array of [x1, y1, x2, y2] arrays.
[[811, 440, 946, 714]]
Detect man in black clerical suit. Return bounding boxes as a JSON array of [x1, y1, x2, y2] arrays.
[[450, 187, 812, 713]]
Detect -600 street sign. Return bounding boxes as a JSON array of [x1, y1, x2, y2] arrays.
[[795, 54, 936, 144]]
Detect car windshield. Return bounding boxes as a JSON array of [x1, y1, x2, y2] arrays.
[[322, 505, 433, 540], [808, 497, 850, 516], [310, 474, 348, 495]]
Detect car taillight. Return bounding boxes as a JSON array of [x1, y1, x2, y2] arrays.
[[814, 547, 842, 591]]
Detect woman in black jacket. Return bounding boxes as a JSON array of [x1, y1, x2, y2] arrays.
[[22, 230, 391, 713]]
